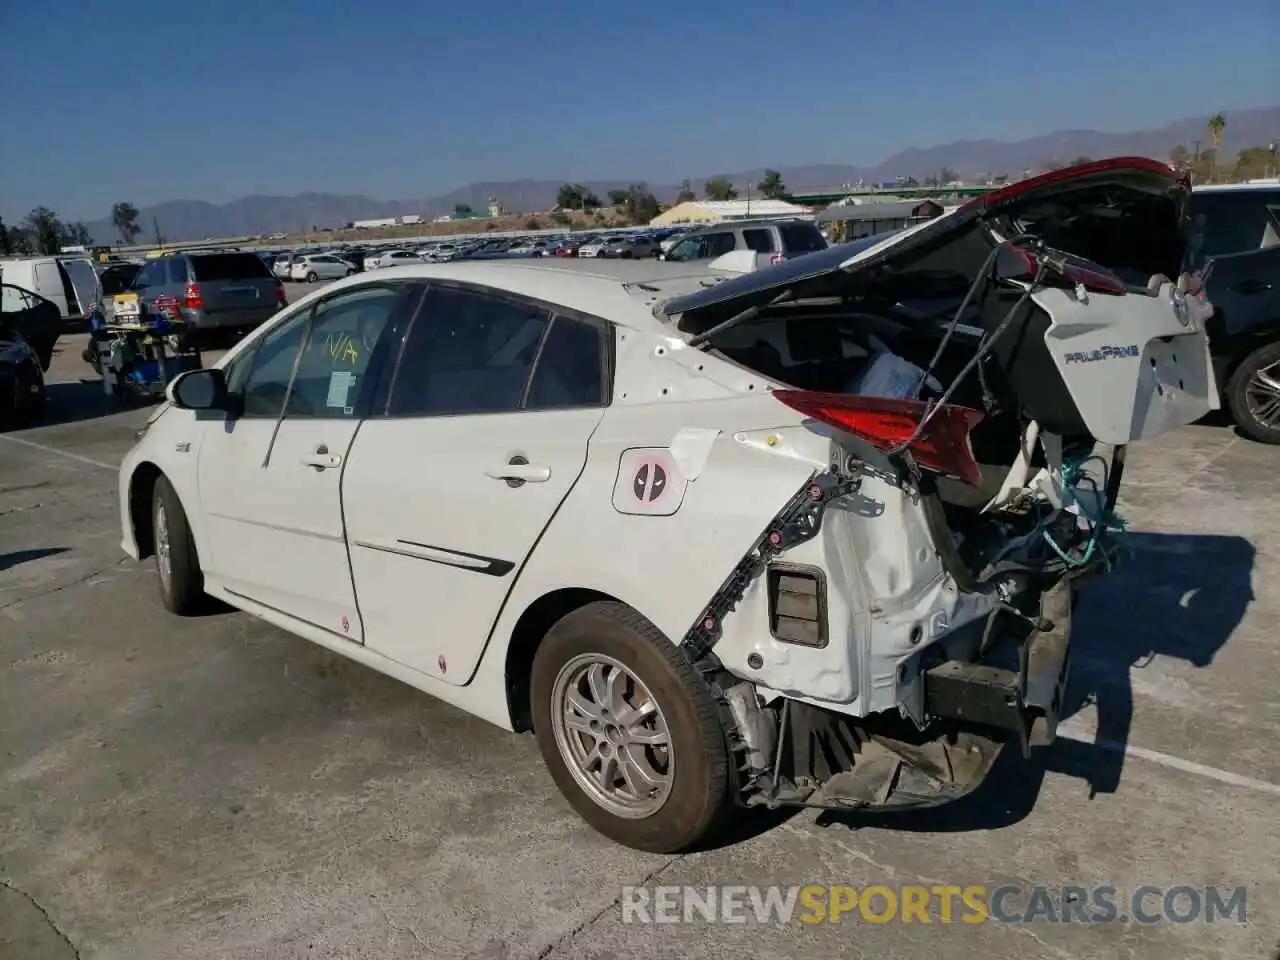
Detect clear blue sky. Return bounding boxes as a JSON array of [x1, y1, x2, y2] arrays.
[[1, 0, 1275, 222]]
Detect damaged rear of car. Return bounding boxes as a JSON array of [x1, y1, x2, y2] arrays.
[[648, 158, 1214, 822]]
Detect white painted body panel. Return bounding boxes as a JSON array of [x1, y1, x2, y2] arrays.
[[342, 406, 605, 684]]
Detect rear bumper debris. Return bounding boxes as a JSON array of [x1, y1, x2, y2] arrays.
[[924, 575, 1073, 756]]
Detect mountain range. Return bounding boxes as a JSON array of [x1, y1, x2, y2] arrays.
[[80, 106, 1278, 244]]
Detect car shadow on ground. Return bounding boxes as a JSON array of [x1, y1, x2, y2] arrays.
[[0, 547, 70, 572], [21, 379, 162, 431], [811, 529, 1255, 836]]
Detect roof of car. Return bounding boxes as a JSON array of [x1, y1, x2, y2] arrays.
[[322, 259, 725, 333]]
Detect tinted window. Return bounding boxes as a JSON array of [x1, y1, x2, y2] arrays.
[[190, 253, 273, 282], [705, 232, 737, 257], [525, 316, 608, 409], [1190, 191, 1280, 259], [387, 286, 550, 417], [742, 228, 776, 253], [240, 286, 402, 418], [779, 223, 827, 254], [133, 263, 160, 288], [100, 264, 140, 296], [167, 258, 190, 285]]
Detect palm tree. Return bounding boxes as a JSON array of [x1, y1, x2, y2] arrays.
[[1206, 114, 1226, 181]]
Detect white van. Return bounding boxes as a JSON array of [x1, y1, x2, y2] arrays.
[[0, 256, 101, 323]]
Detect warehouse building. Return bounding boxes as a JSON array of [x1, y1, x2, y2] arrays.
[[649, 198, 811, 226]]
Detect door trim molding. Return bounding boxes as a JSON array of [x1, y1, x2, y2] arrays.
[[350, 537, 515, 577]]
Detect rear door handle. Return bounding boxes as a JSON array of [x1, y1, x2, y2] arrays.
[[485, 458, 551, 485], [300, 444, 342, 470]]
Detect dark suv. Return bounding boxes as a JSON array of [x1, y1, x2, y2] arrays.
[[1190, 183, 1280, 442], [662, 218, 828, 265], [129, 251, 286, 340]]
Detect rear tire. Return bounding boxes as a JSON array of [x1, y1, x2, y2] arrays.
[[306, 271, 319, 283], [151, 475, 207, 615], [1226, 340, 1280, 444], [530, 601, 733, 853]]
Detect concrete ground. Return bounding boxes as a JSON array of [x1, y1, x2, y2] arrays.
[[2, 310, 1278, 960]]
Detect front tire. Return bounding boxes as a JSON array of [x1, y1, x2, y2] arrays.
[[151, 475, 207, 615], [306, 271, 319, 283], [1226, 341, 1280, 444], [531, 601, 733, 853]]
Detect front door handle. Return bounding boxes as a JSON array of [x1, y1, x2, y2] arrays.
[[300, 444, 342, 470], [485, 455, 551, 486]]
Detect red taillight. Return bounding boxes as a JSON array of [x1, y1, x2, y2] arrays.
[[1003, 247, 1127, 296], [183, 281, 204, 309], [774, 390, 985, 486]]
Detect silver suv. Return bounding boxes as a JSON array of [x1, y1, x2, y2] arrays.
[[131, 252, 285, 338], [662, 218, 827, 264]]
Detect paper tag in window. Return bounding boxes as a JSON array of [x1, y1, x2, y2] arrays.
[[326, 371, 356, 410]]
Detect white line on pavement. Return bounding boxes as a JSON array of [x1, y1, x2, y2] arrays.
[[0, 434, 118, 471], [1057, 719, 1280, 797]]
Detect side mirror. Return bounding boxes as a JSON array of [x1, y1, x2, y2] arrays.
[[168, 367, 228, 411]]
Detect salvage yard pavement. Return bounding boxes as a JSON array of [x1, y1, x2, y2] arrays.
[[1, 332, 1278, 960]]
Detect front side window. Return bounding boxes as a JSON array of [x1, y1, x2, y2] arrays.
[[238, 285, 405, 418], [387, 286, 551, 417]]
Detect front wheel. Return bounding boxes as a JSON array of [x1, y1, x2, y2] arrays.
[[306, 271, 319, 283], [151, 475, 207, 615], [345, 269, 354, 277], [530, 601, 733, 853], [1226, 340, 1280, 444]]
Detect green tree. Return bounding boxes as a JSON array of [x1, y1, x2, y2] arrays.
[[62, 221, 92, 246], [1229, 145, 1277, 181], [676, 179, 696, 203], [23, 207, 64, 254], [0, 217, 8, 256], [756, 169, 786, 199], [5, 225, 32, 254], [111, 201, 141, 245], [704, 177, 737, 201], [454, 203, 475, 218], [556, 183, 600, 211], [607, 188, 630, 209], [939, 166, 958, 184], [1206, 113, 1226, 181], [617, 184, 659, 225], [550, 210, 573, 226], [524, 217, 543, 231]]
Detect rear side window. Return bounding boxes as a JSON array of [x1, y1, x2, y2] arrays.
[[525, 316, 608, 409], [387, 286, 550, 417], [704, 232, 737, 257], [742, 228, 776, 253], [190, 253, 273, 282], [779, 223, 827, 254], [167, 258, 190, 285]]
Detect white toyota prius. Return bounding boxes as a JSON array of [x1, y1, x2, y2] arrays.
[[119, 159, 1218, 853]]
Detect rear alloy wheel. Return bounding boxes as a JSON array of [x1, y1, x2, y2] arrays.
[[1227, 341, 1280, 444], [531, 601, 733, 853], [151, 475, 207, 615], [306, 271, 319, 283]]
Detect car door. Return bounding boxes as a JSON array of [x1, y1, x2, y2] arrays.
[[196, 281, 419, 638], [1192, 189, 1280, 340], [343, 282, 611, 684]]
